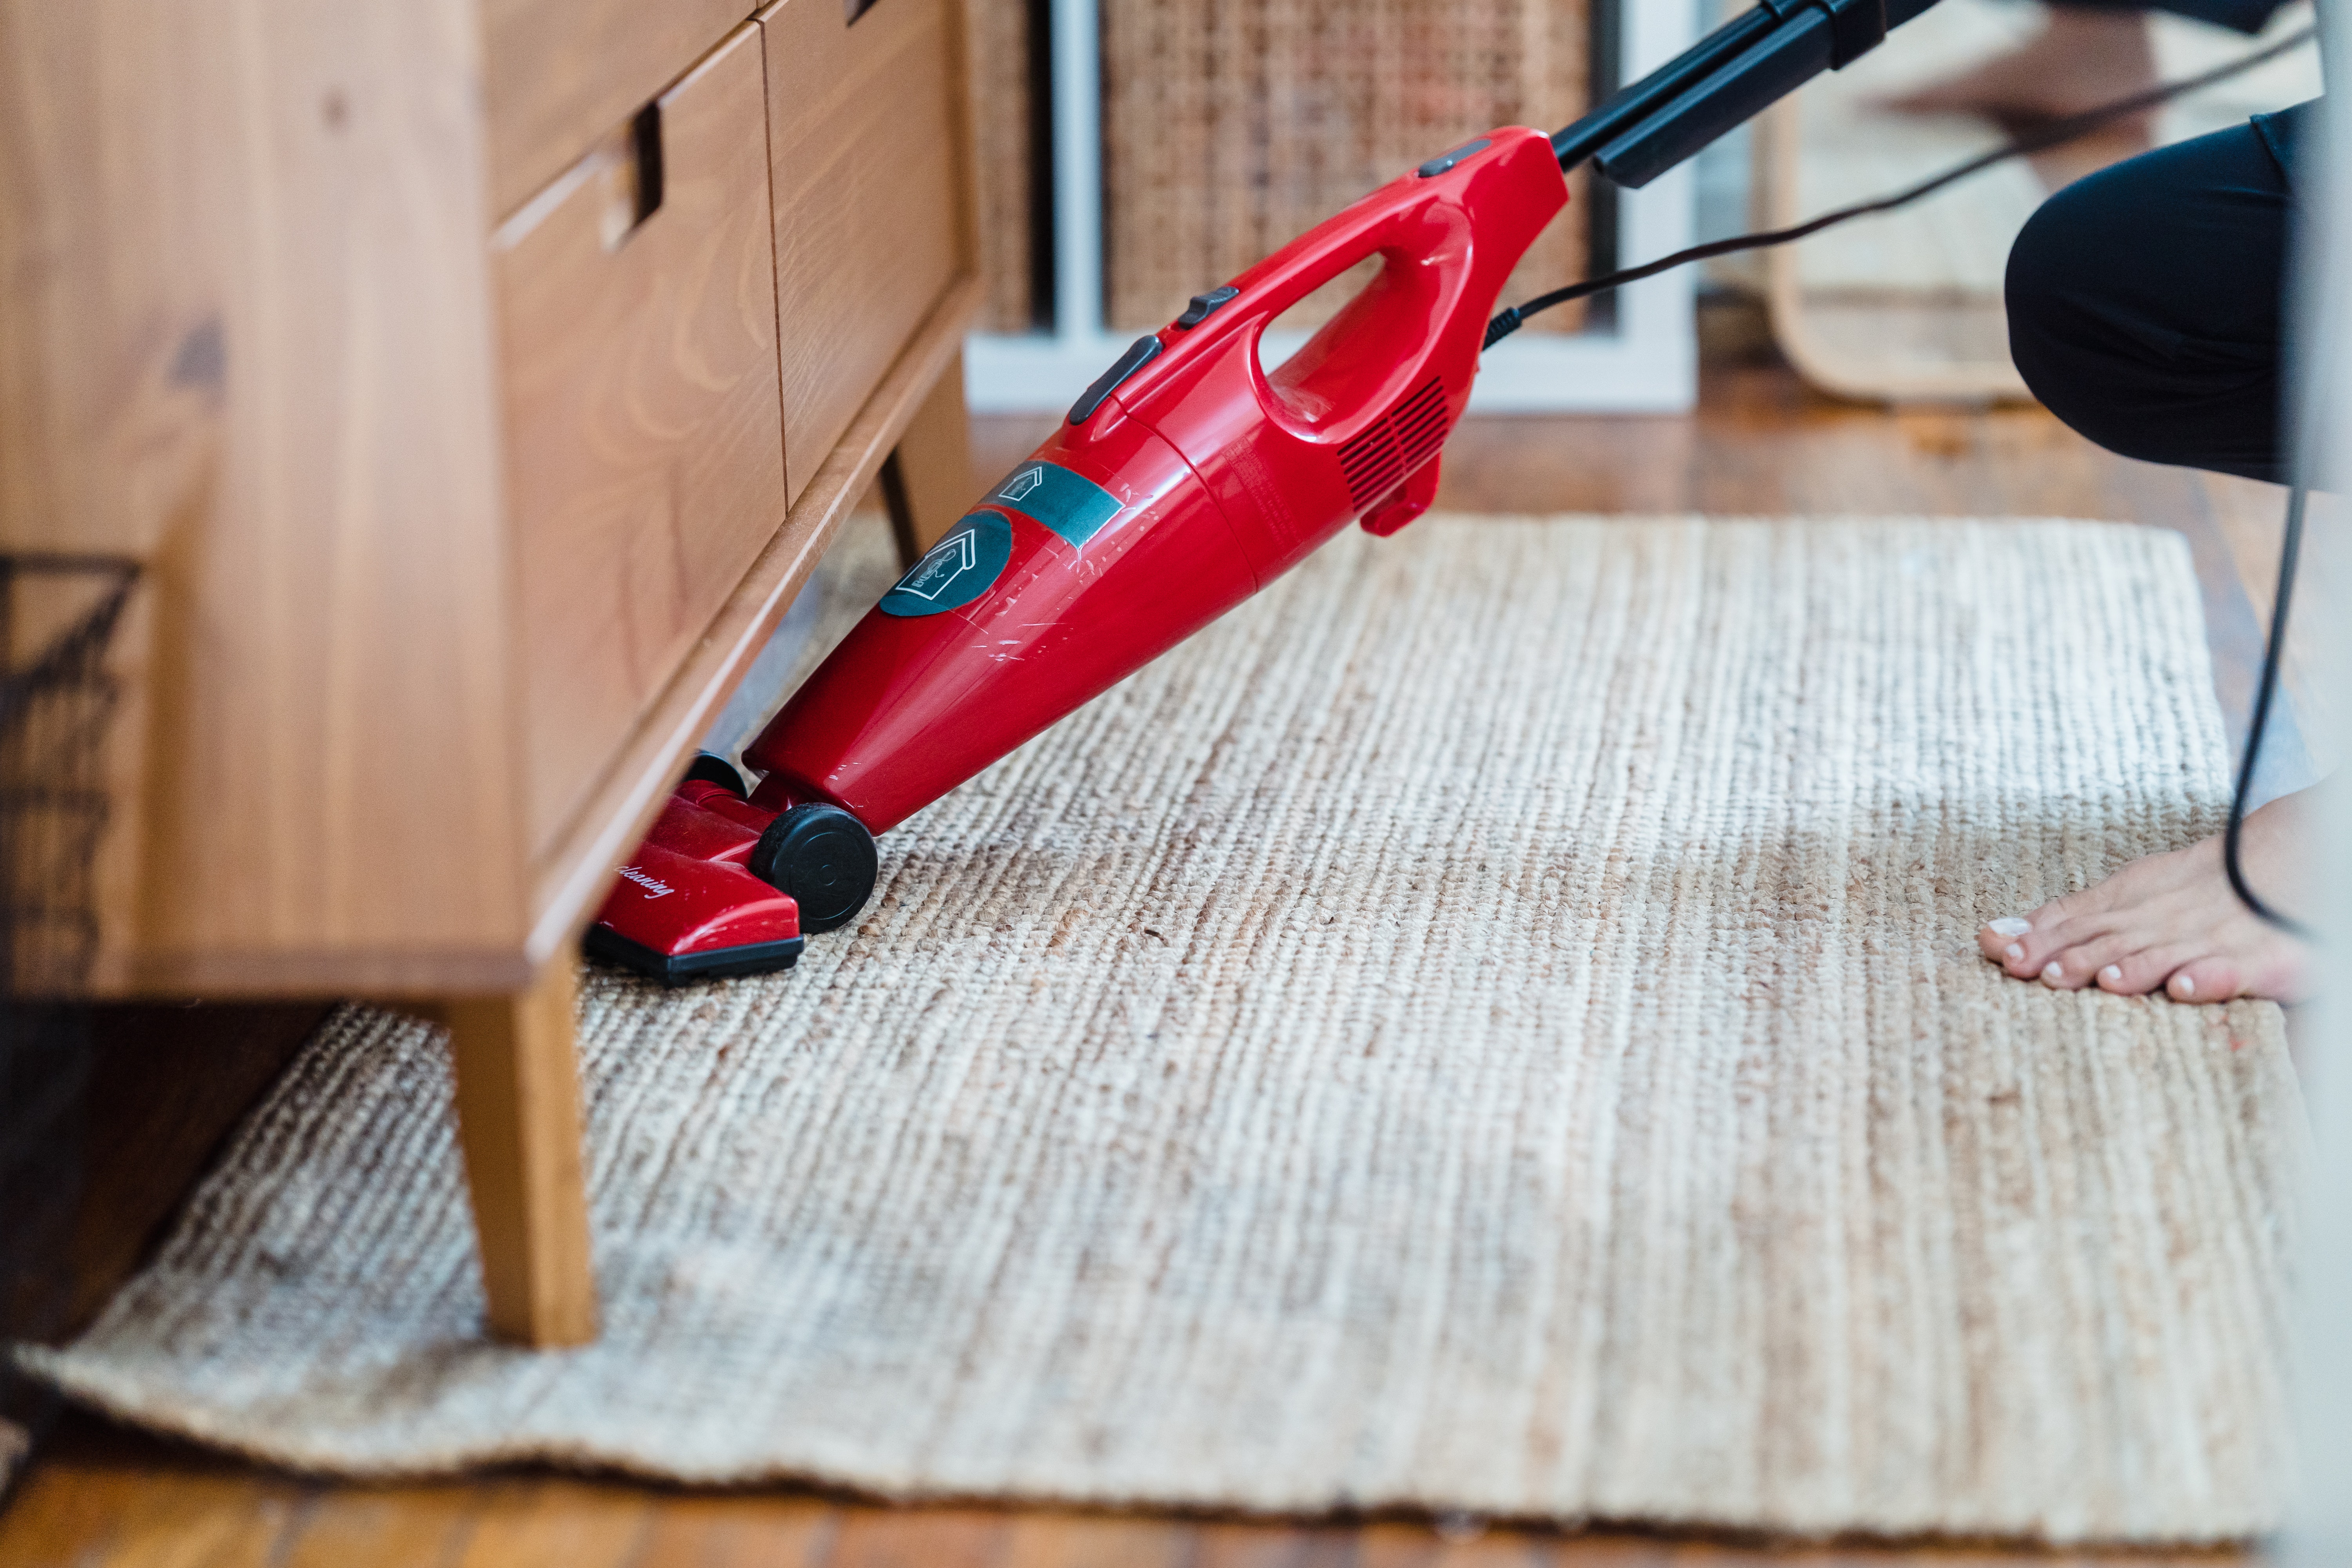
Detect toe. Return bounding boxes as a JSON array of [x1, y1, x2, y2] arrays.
[[2036, 956, 2084, 990], [2098, 943, 2201, 996], [2037, 929, 2156, 991], [1981, 909, 2059, 975], [2004, 910, 2119, 978], [1979, 915, 2034, 964], [2165, 956, 2244, 1004]]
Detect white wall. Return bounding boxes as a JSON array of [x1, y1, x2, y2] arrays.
[[2278, 15, 2348, 1562]]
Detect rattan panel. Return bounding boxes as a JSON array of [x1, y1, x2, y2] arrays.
[[1102, 0, 1590, 334], [969, 0, 1041, 331]]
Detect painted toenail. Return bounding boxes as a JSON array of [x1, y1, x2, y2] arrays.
[[1989, 917, 2032, 938], [2100, 964, 2122, 985], [2172, 973, 2196, 998], [2005, 944, 2025, 963], [2041, 962, 2063, 984]]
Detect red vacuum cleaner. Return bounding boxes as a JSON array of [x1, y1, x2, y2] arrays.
[[588, 0, 1946, 981]]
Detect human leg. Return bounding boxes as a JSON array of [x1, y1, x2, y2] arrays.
[[1989, 116, 2316, 1002], [2005, 116, 2295, 482]]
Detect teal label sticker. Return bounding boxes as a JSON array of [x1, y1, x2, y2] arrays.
[[985, 461, 1123, 549], [880, 512, 1013, 617]]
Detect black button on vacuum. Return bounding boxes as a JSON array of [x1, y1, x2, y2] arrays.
[[1415, 137, 1492, 177], [1067, 334, 1164, 425], [1174, 286, 1240, 328]]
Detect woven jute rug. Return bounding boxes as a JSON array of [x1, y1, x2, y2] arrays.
[[35, 517, 2302, 1544]]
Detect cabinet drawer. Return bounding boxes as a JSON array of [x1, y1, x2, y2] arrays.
[[760, 0, 968, 503], [484, 0, 753, 223], [495, 24, 788, 861]]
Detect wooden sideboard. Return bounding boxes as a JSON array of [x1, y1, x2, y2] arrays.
[[1, 0, 983, 1343]]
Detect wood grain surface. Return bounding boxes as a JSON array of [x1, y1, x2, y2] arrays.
[[481, 0, 751, 223], [5, 0, 981, 998], [495, 22, 787, 867], [763, 0, 970, 505], [445, 959, 596, 1346], [0, 0, 528, 995]]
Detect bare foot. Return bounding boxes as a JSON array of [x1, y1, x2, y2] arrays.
[[1977, 788, 2318, 1004], [1878, 7, 2158, 141]]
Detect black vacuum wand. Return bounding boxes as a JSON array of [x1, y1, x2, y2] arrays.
[[1553, 0, 1940, 187]]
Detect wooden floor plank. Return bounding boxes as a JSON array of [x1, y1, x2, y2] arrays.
[[625, 1491, 838, 1568], [997, 1510, 1197, 1568], [67, 1468, 302, 1568], [448, 1477, 655, 1568], [0, 1418, 319, 1568], [275, 1483, 486, 1568], [824, 1506, 1014, 1568], [1190, 1517, 1372, 1568], [0, 1445, 146, 1566], [1352, 1519, 1589, 1566]]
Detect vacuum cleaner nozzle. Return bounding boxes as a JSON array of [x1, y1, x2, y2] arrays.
[[583, 843, 805, 984]]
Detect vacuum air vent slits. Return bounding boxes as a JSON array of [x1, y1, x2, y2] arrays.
[[1336, 377, 1448, 513]]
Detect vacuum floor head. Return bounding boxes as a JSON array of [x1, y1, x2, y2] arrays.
[[584, 843, 805, 984], [586, 759, 880, 984]]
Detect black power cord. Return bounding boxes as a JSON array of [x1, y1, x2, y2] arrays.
[[1488, 24, 2323, 935], [2227, 483, 2315, 938], [1484, 24, 2318, 348]]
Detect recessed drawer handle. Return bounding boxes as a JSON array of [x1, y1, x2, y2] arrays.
[[844, 0, 887, 23], [628, 103, 663, 227], [601, 102, 665, 251]]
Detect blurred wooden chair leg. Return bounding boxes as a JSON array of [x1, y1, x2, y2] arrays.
[[445, 959, 597, 1347], [880, 347, 976, 564]]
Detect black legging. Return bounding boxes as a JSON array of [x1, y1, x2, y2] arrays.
[[2004, 102, 2310, 484]]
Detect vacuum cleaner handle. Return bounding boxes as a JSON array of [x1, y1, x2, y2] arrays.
[[1223, 196, 1481, 446], [1107, 125, 1567, 548], [1108, 128, 1563, 455]]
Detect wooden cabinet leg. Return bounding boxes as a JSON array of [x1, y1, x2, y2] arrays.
[[445, 959, 597, 1346], [880, 346, 976, 563]]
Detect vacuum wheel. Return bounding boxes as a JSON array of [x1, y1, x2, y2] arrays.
[[683, 751, 751, 798], [750, 803, 877, 934]]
